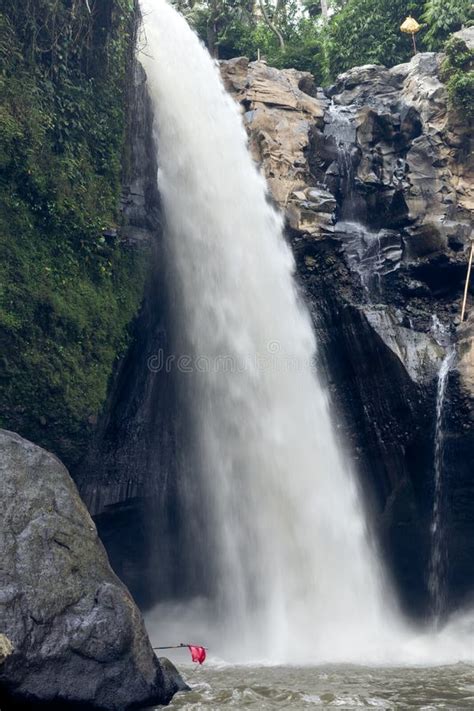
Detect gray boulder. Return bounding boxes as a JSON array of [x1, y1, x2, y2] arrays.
[[0, 429, 186, 709]]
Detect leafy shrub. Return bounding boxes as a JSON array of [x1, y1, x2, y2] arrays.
[[325, 0, 424, 79], [441, 34, 474, 121], [0, 0, 147, 464], [422, 0, 473, 51]]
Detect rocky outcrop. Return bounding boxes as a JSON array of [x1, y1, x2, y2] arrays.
[[121, 58, 162, 247], [221, 58, 334, 235], [0, 429, 186, 710], [325, 53, 472, 249], [221, 39, 473, 617], [315, 45, 473, 617]]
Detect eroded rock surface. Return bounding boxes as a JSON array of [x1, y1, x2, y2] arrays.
[[221, 39, 474, 616], [221, 58, 334, 234], [0, 429, 186, 710]]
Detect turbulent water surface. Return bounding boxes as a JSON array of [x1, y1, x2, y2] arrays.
[[150, 663, 474, 709]]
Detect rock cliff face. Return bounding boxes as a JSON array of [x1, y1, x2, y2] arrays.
[[73, 58, 183, 609], [221, 38, 473, 616], [0, 429, 186, 709]]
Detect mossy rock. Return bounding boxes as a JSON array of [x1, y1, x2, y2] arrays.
[[0, 0, 149, 465]]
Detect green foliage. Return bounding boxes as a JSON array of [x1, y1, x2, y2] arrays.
[[325, 0, 424, 79], [441, 35, 474, 121], [422, 0, 472, 51], [446, 70, 474, 120], [185, 0, 258, 59], [266, 20, 326, 77], [0, 0, 148, 464], [444, 34, 474, 68], [180, 0, 474, 83], [178, 0, 327, 79], [178, 0, 472, 84]]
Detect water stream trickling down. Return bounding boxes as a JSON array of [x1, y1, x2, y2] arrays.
[[324, 103, 401, 297], [139, 0, 474, 666], [429, 318, 456, 624]]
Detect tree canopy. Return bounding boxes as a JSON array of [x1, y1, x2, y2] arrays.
[[175, 0, 473, 84]]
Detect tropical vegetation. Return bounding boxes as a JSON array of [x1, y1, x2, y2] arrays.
[[0, 0, 147, 464], [177, 0, 473, 85]]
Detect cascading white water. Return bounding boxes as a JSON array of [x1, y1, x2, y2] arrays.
[[139, 0, 474, 666], [428, 318, 456, 623]]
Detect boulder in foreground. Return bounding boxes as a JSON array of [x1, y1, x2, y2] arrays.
[[0, 429, 186, 710]]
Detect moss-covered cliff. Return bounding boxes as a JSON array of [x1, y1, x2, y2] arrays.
[[0, 0, 148, 465]]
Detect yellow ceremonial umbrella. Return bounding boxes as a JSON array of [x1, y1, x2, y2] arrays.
[[400, 15, 421, 54]]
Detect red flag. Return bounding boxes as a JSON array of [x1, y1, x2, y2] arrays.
[[188, 645, 206, 664]]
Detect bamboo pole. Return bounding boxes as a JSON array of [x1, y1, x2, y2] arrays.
[[461, 241, 474, 322], [153, 644, 186, 650], [152, 643, 207, 650]]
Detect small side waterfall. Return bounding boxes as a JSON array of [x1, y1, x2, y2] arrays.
[[325, 103, 401, 297], [428, 318, 455, 623], [334, 220, 402, 295], [324, 102, 357, 208], [327, 102, 459, 627], [138, 0, 403, 662]]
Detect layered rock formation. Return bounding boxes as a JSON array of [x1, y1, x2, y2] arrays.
[[0, 429, 186, 709], [221, 38, 473, 616]]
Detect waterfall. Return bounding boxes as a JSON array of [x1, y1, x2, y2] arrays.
[[139, 0, 397, 662], [334, 220, 401, 295], [136, 0, 474, 668], [428, 318, 455, 624]]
